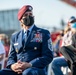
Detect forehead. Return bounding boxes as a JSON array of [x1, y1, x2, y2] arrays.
[[21, 11, 33, 19], [24, 11, 33, 14]]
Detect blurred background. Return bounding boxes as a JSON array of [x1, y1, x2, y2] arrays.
[[0, 0, 76, 38]]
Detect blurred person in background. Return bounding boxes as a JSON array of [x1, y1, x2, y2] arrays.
[[61, 22, 76, 75], [51, 26, 72, 75], [0, 5, 53, 75], [0, 40, 5, 70], [50, 16, 76, 75], [0, 34, 10, 68], [53, 29, 64, 57]]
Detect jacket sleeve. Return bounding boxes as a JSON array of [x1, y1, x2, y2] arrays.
[[30, 30, 53, 69], [6, 35, 17, 68]]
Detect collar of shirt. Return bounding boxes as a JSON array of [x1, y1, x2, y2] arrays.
[[24, 24, 34, 33]]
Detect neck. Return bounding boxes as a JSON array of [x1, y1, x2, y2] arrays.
[[22, 24, 31, 30], [24, 26, 30, 30]]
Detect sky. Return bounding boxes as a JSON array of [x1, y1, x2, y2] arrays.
[[0, 0, 76, 30]]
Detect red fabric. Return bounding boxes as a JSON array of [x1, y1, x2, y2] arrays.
[[59, 53, 63, 56], [51, 32, 60, 42], [4, 45, 10, 68], [18, 5, 33, 20]]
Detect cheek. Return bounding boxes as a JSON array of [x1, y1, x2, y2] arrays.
[[20, 18, 24, 22]]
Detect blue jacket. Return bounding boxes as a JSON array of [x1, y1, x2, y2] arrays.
[[7, 25, 53, 69]]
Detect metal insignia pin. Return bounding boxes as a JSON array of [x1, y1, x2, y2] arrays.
[[34, 47, 37, 50], [29, 7, 32, 10], [16, 48, 18, 53]]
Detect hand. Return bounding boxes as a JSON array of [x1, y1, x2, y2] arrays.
[[11, 62, 22, 74], [11, 60, 32, 74], [17, 60, 32, 71]]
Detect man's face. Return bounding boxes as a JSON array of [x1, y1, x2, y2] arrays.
[[22, 11, 33, 19], [20, 11, 34, 27]]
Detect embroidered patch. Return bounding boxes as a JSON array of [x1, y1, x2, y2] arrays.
[[31, 32, 42, 42], [48, 39, 53, 51]]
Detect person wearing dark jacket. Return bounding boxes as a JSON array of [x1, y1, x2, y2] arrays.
[[0, 5, 53, 75]]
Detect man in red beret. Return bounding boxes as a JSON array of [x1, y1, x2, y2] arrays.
[[0, 5, 53, 75]]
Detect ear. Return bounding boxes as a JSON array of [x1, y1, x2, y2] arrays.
[[19, 20, 23, 27], [20, 19, 23, 23]]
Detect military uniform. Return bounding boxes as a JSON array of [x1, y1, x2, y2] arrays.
[[0, 25, 53, 75]]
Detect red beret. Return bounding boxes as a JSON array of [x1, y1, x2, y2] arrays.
[[18, 5, 33, 21]]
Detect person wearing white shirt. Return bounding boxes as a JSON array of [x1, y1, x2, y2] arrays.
[[61, 21, 76, 75], [0, 40, 5, 69], [50, 16, 76, 75]]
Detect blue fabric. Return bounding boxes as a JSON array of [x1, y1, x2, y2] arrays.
[[71, 22, 76, 28], [7, 25, 53, 69], [22, 31, 27, 45], [0, 67, 46, 75], [22, 30, 30, 46], [50, 57, 68, 75], [23, 67, 46, 75], [0, 69, 21, 75], [4, 25, 53, 75]]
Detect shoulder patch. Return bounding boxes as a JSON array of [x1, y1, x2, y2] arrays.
[[48, 38, 53, 51]]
